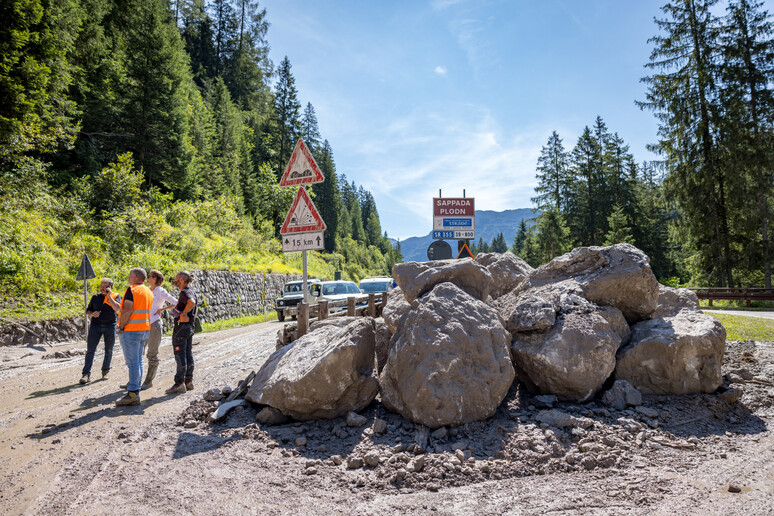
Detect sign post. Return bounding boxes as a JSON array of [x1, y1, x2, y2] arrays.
[[76, 254, 96, 339], [279, 138, 326, 316]]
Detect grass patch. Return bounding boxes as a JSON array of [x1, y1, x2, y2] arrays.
[[698, 299, 774, 310], [199, 312, 277, 333], [708, 313, 774, 341]]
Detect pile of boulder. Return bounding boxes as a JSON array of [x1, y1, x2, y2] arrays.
[[246, 244, 726, 429]]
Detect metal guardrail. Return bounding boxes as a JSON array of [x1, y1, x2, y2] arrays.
[[689, 287, 774, 307]]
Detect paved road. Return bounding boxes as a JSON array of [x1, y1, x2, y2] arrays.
[[702, 309, 774, 320]]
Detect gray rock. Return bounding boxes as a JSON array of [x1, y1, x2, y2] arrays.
[[246, 319, 379, 419], [601, 380, 642, 410], [380, 283, 515, 428], [536, 409, 590, 428], [533, 394, 558, 408], [519, 244, 660, 323], [255, 407, 288, 425], [363, 451, 380, 467], [495, 291, 557, 334], [372, 418, 387, 434], [346, 456, 364, 469], [511, 305, 624, 402], [650, 284, 700, 319], [635, 406, 659, 419], [204, 388, 223, 402], [374, 319, 391, 374], [474, 251, 533, 299], [392, 259, 493, 303], [295, 436, 307, 447], [616, 310, 726, 394], [430, 427, 448, 440], [346, 411, 368, 427], [382, 287, 411, 335], [309, 316, 362, 332]]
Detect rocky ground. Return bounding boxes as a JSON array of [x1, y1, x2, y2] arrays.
[[0, 319, 772, 515]]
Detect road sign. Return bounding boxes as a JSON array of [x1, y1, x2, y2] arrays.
[[76, 254, 96, 281], [432, 230, 475, 239], [432, 197, 475, 239], [279, 139, 325, 187], [427, 240, 453, 261], [457, 242, 474, 260], [280, 187, 327, 235], [282, 231, 325, 252]]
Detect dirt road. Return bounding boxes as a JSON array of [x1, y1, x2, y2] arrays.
[[0, 322, 772, 515]]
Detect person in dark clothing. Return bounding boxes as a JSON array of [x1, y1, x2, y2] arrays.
[[165, 271, 198, 395], [80, 278, 121, 384]]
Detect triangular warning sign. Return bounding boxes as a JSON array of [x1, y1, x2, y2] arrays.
[[279, 139, 325, 187], [280, 187, 327, 235], [456, 243, 474, 260]]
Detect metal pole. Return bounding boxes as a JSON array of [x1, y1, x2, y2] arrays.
[[302, 250, 308, 304], [83, 278, 89, 339]]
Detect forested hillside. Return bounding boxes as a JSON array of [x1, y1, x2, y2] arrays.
[[0, 0, 402, 313], [516, 0, 774, 289]]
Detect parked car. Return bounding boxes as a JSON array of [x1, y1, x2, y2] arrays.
[[275, 279, 320, 322], [309, 280, 364, 312], [358, 276, 394, 295]]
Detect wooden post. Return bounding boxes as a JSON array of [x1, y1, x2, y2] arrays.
[[368, 294, 376, 318], [319, 300, 329, 321], [746, 288, 750, 307], [378, 294, 387, 317], [708, 288, 713, 307], [298, 303, 308, 338], [347, 297, 356, 316]]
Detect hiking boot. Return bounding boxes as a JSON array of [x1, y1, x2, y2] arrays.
[[141, 365, 158, 391], [79, 374, 90, 385], [165, 382, 187, 395], [101, 370, 109, 380], [185, 380, 194, 391], [115, 391, 140, 406]]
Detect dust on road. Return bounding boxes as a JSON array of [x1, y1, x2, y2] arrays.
[[0, 322, 772, 515]]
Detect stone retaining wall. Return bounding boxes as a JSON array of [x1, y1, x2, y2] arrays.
[[0, 271, 301, 346]]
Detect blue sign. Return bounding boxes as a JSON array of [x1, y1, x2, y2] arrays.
[[443, 218, 472, 227], [433, 231, 455, 239]]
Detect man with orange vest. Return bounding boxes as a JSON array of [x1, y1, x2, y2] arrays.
[[115, 267, 154, 406]]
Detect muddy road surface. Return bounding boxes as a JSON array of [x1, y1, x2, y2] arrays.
[[0, 321, 772, 515]]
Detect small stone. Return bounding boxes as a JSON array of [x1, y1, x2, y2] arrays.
[[347, 457, 364, 469], [346, 411, 367, 427], [355, 476, 366, 487], [728, 484, 742, 493], [183, 420, 198, 429], [304, 467, 317, 475], [718, 388, 742, 405], [331, 455, 343, 465], [407, 456, 426, 472], [295, 437, 307, 447], [720, 453, 727, 459], [204, 388, 223, 401], [479, 463, 491, 473], [635, 406, 660, 419], [533, 394, 558, 408], [454, 449, 465, 462], [394, 468, 407, 481], [364, 451, 380, 467], [255, 407, 288, 426], [222, 386, 233, 396], [431, 427, 447, 440], [372, 418, 388, 434], [316, 445, 327, 453], [580, 456, 597, 470]]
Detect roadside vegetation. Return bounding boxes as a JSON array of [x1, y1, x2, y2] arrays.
[[709, 313, 774, 342]]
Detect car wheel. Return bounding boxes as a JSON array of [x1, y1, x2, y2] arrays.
[[277, 311, 285, 322]]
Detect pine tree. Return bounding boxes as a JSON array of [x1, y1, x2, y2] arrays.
[[273, 56, 301, 176], [301, 102, 321, 156], [604, 204, 635, 246], [512, 219, 529, 257], [181, 0, 217, 88], [532, 131, 569, 211], [720, 0, 774, 288], [223, 0, 271, 110], [311, 139, 340, 251], [491, 232, 508, 253], [639, 0, 736, 287], [535, 208, 570, 262]]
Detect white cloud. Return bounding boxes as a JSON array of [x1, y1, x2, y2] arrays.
[[351, 107, 547, 240], [434, 66, 447, 75]]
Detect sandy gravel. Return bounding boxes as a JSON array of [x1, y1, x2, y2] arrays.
[[0, 321, 772, 515]]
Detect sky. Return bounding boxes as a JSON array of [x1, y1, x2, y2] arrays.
[[259, 0, 770, 241]]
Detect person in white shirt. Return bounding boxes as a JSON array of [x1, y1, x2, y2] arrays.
[[141, 269, 178, 389]]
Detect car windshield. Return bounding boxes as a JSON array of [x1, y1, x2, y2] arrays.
[[284, 283, 303, 293], [360, 281, 390, 293], [322, 283, 360, 296]]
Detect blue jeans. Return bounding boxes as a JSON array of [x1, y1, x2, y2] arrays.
[[172, 323, 195, 384], [82, 323, 116, 375], [119, 330, 149, 392]]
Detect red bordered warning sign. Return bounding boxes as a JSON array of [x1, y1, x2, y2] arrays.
[[280, 187, 327, 235], [456, 242, 474, 260], [279, 139, 325, 187]]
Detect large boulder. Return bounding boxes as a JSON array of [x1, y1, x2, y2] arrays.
[[374, 319, 391, 374], [382, 286, 411, 334], [494, 281, 579, 335], [511, 297, 627, 402], [615, 310, 725, 395], [379, 282, 514, 428], [246, 319, 379, 419], [650, 284, 700, 319], [521, 244, 660, 323], [392, 259, 492, 303], [474, 252, 533, 299]]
